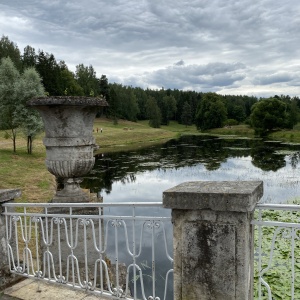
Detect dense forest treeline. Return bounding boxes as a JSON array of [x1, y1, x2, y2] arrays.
[[1, 35, 300, 134]]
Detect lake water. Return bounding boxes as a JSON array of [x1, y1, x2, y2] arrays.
[[83, 135, 300, 204], [81, 135, 300, 299]]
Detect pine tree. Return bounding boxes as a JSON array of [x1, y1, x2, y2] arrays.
[[181, 101, 193, 127], [146, 97, 161, 128]]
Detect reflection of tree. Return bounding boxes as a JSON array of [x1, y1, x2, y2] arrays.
[[290, 151, 300, 169], [167, 135, 233, 170], [83, 136, 231, 194], [198, 139, 228, 171], [120, 173, 136, 185], [83, 153, 139, 195], [251, 145, 286, 171], [82, 136, 298, 195]]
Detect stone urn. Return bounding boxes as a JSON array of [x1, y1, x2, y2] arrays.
[[27, 96, 108, 203]]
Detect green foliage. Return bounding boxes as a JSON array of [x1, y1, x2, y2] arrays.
[[181, 101, 193, 126], [108, 86, 120, 123], [0, 35, 22, 71], [14, 67, 45, 153], [146, 97, 161, 128], [99, 75, 110, 102], [108, 83, 140, 122], [254, 207, 300, 299], [59, 64, 83, 96], [123, 89, 140, 121], [75, 63, 100, 96], [250, 98, 289, 136], [22, 45, 37, 69], [195, 92, 227, 131], [135, 87, 148, 120], [285, 99, 299, 129], [36, 51, 62, 95], [0, 58, 45, 153], [223, 94, 250, 122], [0, 57, 21, 151], [225, 119, 239, 126], [160, 95, 177, 125]]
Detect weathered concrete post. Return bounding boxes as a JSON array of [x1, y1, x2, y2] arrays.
[[0, 189, 21, 290], [163, 181, 263, 300]]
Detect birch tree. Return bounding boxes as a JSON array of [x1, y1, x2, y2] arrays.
[[0, 57, 20, 152], [14, 67, 45, 153]]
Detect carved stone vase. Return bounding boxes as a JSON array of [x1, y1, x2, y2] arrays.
[[28, 96, 108, 203]]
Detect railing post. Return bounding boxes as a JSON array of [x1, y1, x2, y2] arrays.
[[163, 181, 263, 300], [0, 189, 21, 290]]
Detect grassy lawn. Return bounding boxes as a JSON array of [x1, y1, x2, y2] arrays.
[[205, 124, 256, 138], [0, 137, 55, 203], [267, 123, 300, 143], [92, 119, 202, 153], [206, 124, 300, 143]]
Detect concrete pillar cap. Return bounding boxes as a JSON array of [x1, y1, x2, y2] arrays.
[[163, 181, 263, 212]]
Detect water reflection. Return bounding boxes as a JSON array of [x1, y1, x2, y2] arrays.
[[83, 136, 300, 204], [251, 145, 286, 171], [81, 135, 300, 298]]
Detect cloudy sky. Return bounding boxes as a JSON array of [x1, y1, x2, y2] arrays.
[[1, 0, 300, 97]]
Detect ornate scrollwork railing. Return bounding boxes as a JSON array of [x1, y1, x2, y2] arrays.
[[3, 202, 173, 300]]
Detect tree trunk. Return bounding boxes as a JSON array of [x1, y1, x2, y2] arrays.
[[27, 135, 32, 154], [11, 128, 16, 153]]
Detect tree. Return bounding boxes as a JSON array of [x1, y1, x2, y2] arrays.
[[195, 92, 227, 131], [58, 62, 84, 96], [135, 87, 148, 120], [36, 51, 62, 95], [0, 35, 22, 71], [146, 97, 161, 128], [287, 99, 299, 129], [109, 84, 140, 122], [123, 88, 140, 121], [181, 101, 193, 127], [75, 64, 99, 96], [109, 87, 120, 124], [14, 68, 45, 153], [0, 57, 21, 152], [0, 58, 45, 153], [160, 95, 177, 125], [250, 97, 287, 136], [22, 45, 37, 69], [99, 75, 110, 102]]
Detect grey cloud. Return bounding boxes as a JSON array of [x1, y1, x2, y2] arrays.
[[175, 60, 185, 66], [122, 62, 247, 91], [1, 0, 300, 97], [254, 73, 294, 85]]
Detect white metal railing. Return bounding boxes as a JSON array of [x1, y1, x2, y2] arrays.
[[2, 202, 173, 300], [7, 200, 299, 299], [252, 203, 300, 300]]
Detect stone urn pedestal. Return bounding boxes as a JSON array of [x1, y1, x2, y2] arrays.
[[28, 96, 108, 203]]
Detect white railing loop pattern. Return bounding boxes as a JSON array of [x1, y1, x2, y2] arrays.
[[3, 202, 173, 300]]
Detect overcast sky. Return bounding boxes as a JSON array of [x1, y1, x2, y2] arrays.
[[1, 0, 300, 97]]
